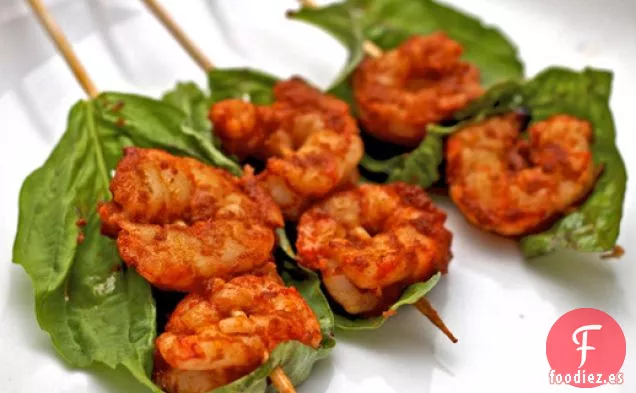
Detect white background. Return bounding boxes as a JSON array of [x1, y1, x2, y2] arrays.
[[0, 1, 634, 392]]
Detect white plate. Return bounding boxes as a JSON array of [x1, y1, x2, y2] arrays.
[[0, 1, 634, 392]]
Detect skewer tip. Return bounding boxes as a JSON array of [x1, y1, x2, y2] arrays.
[[270, 366, 297, 393], [415, 297, 458, 344]]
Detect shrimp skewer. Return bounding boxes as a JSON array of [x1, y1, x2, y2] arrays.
[[296, 183, 457, 342], [29, 1, 308, 391], [296, 2, 482, 148], [446, 113, 597, 236], [135, 2, 330, 391]]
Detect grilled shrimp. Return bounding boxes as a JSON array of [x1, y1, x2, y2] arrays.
[[446, 113, 597, 236], [352, 33, 483, 147], [210, 77, 364, 220], [296, 183, 452, 316], [154, 271, 322, 393], [98, 147, 283, 291]]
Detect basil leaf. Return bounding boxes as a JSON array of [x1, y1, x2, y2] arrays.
[[208, 68, 278, 104], [162, 81, 215, 135], [444, 67, 627, 257], [13, 91, 244, 392], [101, 91, 240, 175], [361, 134, 444, 188], [521, 68, 626, 256], [13, 101, 161, 393], [355, 0, 523, 85], [212, 258, 335, 392], [292, 0, 523, 94], [336, 273, 441, 330], [288, 2, 365, 99]]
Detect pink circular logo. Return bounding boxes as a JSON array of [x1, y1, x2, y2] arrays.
[[546, 308, 626, 388]]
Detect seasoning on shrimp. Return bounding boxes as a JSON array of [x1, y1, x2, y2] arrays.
[[352, 33, 483, 147], [210, 77, 364, 220], [154, 269, 322, 393], [296, 183, 452, 316], [98, 147, 283, 291], [446, 113, 597, 236]]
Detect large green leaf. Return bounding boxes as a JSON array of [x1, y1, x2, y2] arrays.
[[208, 68, 278, 104], [444, 67, 626, 257], [100, 91, 240, 175], [289, 2, 365, 100], [291, 0, 524, 94], [360, 134, 444, 188], [12, 92, 244, 392], [161, 81, 222, 148], [13, 101, 160, 393]]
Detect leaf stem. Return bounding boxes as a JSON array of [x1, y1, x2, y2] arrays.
[[84, 101, 111, 191]]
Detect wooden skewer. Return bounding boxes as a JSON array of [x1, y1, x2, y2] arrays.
[[300, 0, 456, 343], [414, 297, 458, 343], [30, 0, 295, 391], [297, 0, 457, 343], [143, 0, 453, 348], [269, 366, 296, 393], [140, 0, 214, 71], [141, 5, 299, 388], [297, 0, 383, 58], [27, 0, 99, 98]]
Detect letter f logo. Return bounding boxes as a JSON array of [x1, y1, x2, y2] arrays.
[[572, 324, 603, 368]]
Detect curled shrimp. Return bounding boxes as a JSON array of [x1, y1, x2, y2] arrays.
[[210, 77, 364, 220], [296, 183, 452, 316], [98, 147, 283, 291], [154, 269, 322, 393], [352, 33, 483, 147], [446, 113, 597, 236]]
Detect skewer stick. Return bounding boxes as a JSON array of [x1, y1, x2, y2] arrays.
[[297, 0, 383, 58], [299, 0, 456, 343], [31, 0, 294, 391], [415, 297, 458, 343], [140, 0, 214, 71], [26, 0, 98, 98], [141, 4, 299, 389], [270, 366, 296, 393], [298, 0, 456, 342]]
